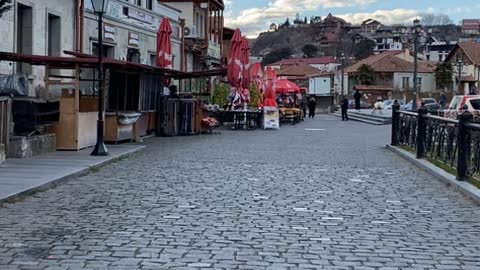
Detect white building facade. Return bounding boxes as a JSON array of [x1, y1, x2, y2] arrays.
[[0, 0, 76, 94]]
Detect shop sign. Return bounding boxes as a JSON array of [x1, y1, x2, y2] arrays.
[[128, 32, 140, 47], [263, 107, 280, 130], [103, 24, 116, 42], [127, 8, 153, 24], [207, 42, 221, 60]]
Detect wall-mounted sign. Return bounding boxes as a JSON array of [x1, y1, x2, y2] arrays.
[[127, 7, 153, 24], [207, 42, 221, 60], [103, 24, 116, 42], [128, 32, 140, 47]]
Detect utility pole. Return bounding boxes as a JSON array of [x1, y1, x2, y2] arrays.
[[412, 19, 421, 110]]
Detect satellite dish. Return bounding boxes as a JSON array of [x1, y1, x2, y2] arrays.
[[184, 27, 191, 36]]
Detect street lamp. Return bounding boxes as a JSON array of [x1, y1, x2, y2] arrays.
[[91, 0, 109, 156], [412, 18, 421, 110], [456, 55, 464, 95]]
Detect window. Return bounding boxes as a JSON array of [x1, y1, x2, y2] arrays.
[[146, 0, 153, 10], [402, 77, 410, 90], [150, 54, 156, 66], [134, 0, 141, 7], [469, 99, 480, 110], [92, 43, 115, 58], [47, 14, 61, 57], [16, 4, 33, 74], [417, 77, 423, 90]]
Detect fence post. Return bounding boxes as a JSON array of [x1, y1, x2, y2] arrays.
[[457, 110, 473, 181], [416, 105, 427, 159], [391, 100, 400, 146]]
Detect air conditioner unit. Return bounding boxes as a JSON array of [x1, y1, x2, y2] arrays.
[[184, 25, 198, 38]]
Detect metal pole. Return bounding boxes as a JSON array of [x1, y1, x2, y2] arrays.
[[458, 61, 462, 95], [91, 12, 108, 156], [413, 30, 418, 110], [341, 56, 345, 98]]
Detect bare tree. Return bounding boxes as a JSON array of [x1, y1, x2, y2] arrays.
[[421, 13, 435, 26], [435, 14, 453, 25], [421, 13, 453, 26], [0, 0, 13, 18]]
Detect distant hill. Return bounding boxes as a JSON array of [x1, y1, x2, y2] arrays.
[[250, 23, 462, 59]]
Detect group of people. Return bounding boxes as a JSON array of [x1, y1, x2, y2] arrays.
[[298, 96, 317, 119]]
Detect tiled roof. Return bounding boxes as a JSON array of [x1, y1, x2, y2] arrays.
[[277, 63, 323, 78], [458, 42, 480, 65], [345, 54, 432, 73], [268, 56, 339, 66], [462, 19, 480, 30]]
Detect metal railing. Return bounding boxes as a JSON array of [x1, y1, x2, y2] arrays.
[[392, 103, 480, 181], [0, 97, 11, 152]]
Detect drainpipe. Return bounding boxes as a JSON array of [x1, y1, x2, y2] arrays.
[[74, 0, 84, 52], [180, 18, 186, 72]]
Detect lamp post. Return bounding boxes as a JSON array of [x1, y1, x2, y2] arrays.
[[91, 0, 109, 156], [456, 55, 464, 95], [341, 53, 345, 98], [412, 18, 421, 110]]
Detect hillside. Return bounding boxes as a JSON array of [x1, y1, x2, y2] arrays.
[[251, 25, 326, 57]]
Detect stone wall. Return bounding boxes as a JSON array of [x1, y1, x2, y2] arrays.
[[7, 134, 56, 159]]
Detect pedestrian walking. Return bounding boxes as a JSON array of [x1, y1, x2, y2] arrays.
[[300, 96, 307, 120], [353, 89, 362, 112], [341, 97, 349, 121], [308, 97, 317, 118]]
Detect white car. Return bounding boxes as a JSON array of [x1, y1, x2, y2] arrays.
[[383, 100, 404, 110]]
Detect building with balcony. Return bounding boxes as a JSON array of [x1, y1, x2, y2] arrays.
[[160, 0, 224, 73], [82, 0, 182, 69]]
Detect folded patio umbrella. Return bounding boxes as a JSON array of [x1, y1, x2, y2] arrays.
[[156, 17, 172, 86]]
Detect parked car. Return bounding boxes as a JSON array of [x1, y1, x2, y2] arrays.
[[348, 100, 371, 109], [383, 99, 404, 110], [444, 95, 480, 119], [402, 98, 439, 111]]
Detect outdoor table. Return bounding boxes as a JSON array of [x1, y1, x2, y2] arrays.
[[220, 110, 262, 130]]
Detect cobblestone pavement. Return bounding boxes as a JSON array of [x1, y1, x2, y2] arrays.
[[1, 116, 480, 270]]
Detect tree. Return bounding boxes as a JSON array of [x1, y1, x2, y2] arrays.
[[356, 64, 375, 85], [212, 83, 230, 105], [421, 13, 453, 26], [434, 62, 453, 90], [261, 47, 293, 66], [353, 39, 375, 60], [304, 16, 308, 24], [310, 16, 322, 24], [284, 18, 290, 27], [0, 0, 12, 18], [302, 44, 318, 58]]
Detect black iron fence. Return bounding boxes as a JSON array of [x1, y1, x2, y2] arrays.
[[392, 104, 480, 181]]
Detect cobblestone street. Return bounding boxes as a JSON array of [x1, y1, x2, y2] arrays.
[[1, 116, 480, 270]]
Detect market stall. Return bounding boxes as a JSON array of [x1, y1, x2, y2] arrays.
[[275, 79, 302, 124]]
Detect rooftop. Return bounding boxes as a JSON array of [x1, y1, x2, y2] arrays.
[[268, 56, 339, 67], [345, 54, 433, 73]]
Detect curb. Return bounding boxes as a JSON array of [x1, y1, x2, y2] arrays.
[[0, 146, 146, 206], [386, 144, 480, 205]]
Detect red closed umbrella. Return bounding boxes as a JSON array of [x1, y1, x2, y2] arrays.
[[241, 37, 251, 89], [263, 67, 278, 107], [275, 79, 300, 95], [227, 29, 243, 88], [250, 62, 264, 107], [156, 18, 172, 86]]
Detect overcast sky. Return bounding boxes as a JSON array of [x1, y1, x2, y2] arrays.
[[224, 0, 480, 38]]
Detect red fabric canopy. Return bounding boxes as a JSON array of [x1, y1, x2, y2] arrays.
[[227, 29, 243, 88], [241, 37, 251, 89], [250, 62, 263, 107], [156, 18, 172, 86], [263, 67, 278, 107], [275, 79, 300, 95]]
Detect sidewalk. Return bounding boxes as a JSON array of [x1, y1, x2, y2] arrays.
[[0, 144, 145, 204]]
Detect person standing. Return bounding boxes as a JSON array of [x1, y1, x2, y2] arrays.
[[300, 96, 307, 120], [354, 89, 362, 112], [308, 97, 317, 118], [341, 97, 349, 121], [439, 91, 446, 110]]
